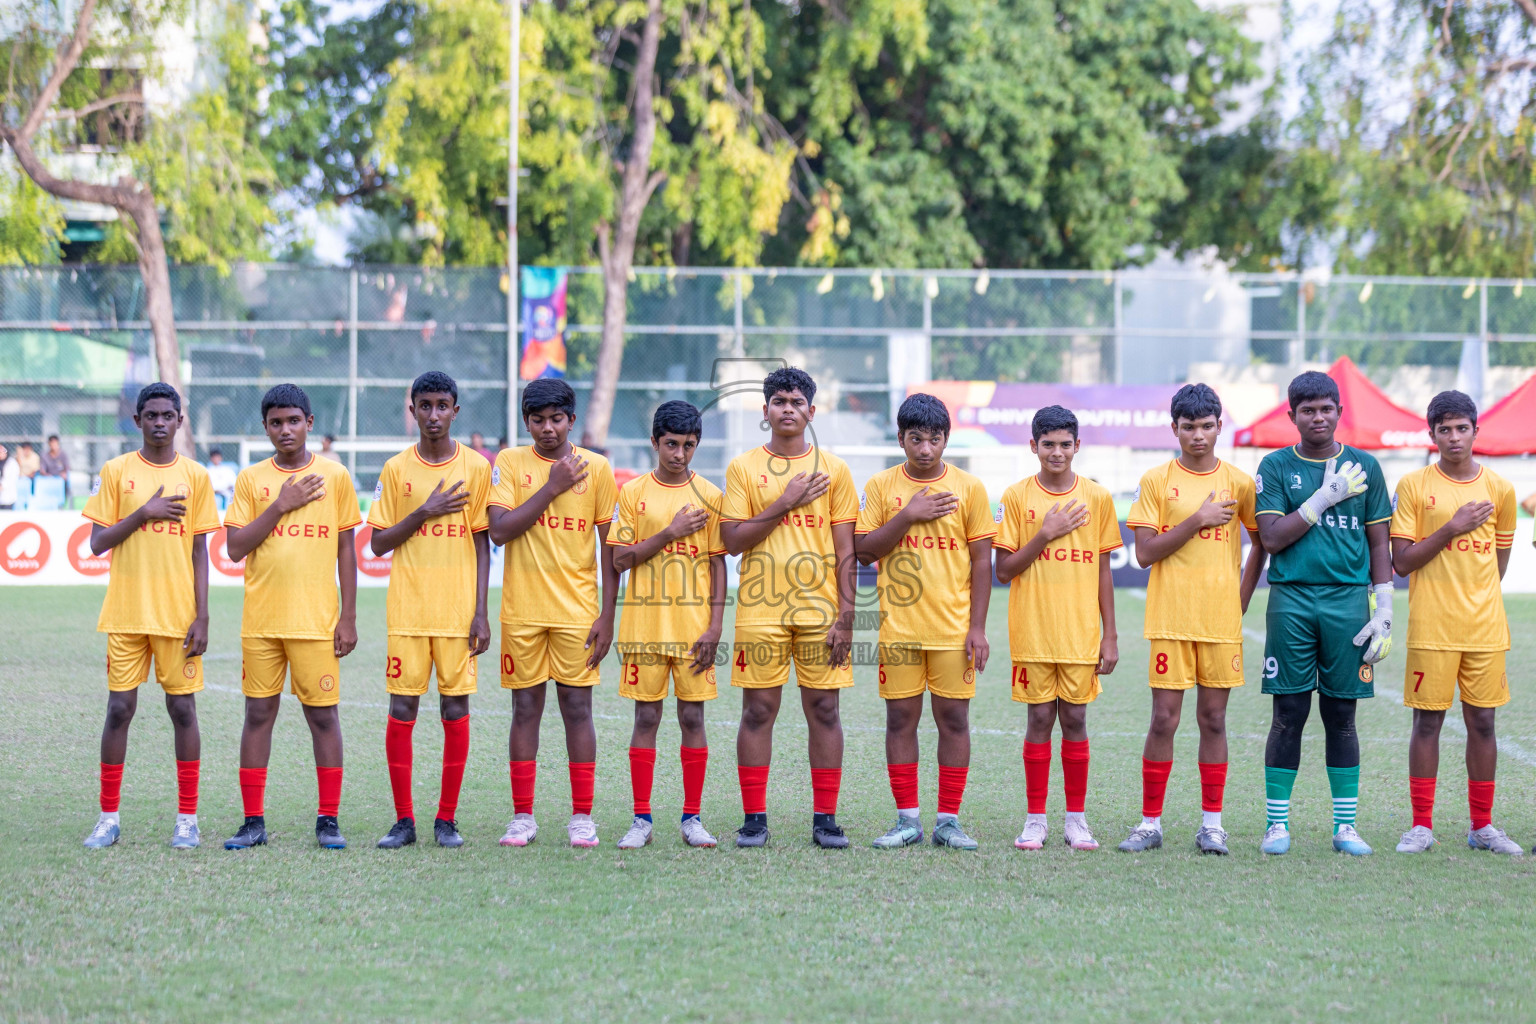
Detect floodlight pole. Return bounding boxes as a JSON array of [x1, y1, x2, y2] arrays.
[[506, 0, 521, 446]]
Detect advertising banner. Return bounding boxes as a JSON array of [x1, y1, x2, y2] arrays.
[[519, 266, 569, 380], [911, 381, 1180, 448]]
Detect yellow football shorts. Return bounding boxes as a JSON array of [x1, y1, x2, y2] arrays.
[[877, 645, 975, 700], [1147, 639, 1245, 690], [617, 650, 719, 702], [730, 623, 854, 690], [386, 635, 478, 697], [241, 637, 341, 707], [1010, 661, 1100, 705], [1404, 649, 1509, 711], [500, 624, 598, 689], [106, 633, 203, 695]]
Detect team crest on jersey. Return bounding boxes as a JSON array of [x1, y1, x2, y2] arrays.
[[993, 503, 1004, 523], [573, 478, 589, 494], [1218, 488, 1232, 501], [1289, 473, 1303, 490], [373, 481, 383, 501], [1358, 665, 1373, 683], [491, 466, 500, 486]]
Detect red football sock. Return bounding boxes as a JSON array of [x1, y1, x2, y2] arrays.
[[510, 760, 536, 814], [738, 764, 769, 815], [1199, 760, 1228, 813], [887, 762, 919, 811], [1469, 778, 1495, 831], [239, 767, 267, 817], [936, 764, 968, 816], [385, 715, 415, 820], [680, 746, 708, 817], [1141, 758, 1172, 818], [1409, 775, 1436, 829], [316, 765, 342, 817], [175, 759, 199, 815], [629, 746, 657, 816], [1023, 741, 1052, 815], [99, 761, 124, 813], [1061, 739, 1090, 814], [811, 768, 842, 815], [569, 761, 595, 815], [437, 715, 470, 823]]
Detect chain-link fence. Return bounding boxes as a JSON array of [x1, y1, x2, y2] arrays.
[[4, 264, 1534, 494]]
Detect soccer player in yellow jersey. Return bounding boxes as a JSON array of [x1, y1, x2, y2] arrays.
[[1390, 391, 1521, 856], [488, 378, 620, 849], [1118, 384, 1264, 857], [855, 394, 995, 851], [368, 372, 492, 850], [220, 385, 361, 852], [607, 401, 727, 850], [81, 383, 218, 850], [722, 367, 860, 849], [995, 404, 1122, 852]]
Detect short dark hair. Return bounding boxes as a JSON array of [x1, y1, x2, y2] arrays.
[[1427, 389, 1478, 430], [261, 383, 312, 420], [1171, 383, 1222, 422], [324, 434, 336, 444], [1287, 370, 1339, 410], [47, 434, 59, 443], [136, 382, 181, 414], [411, 370, 458, 403], [521, 378, 576, 419], [1031, 404, 1078, 441], [652, 400, 703, 440], [209, 447, 223, 458], [763, 367, 816, 404], [897, 393, 950, 436]]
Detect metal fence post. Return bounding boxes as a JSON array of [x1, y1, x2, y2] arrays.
[[1112, 272, 1123, 385], [507, 265, 519, 446], [733, 272, 745, 357], [347, 269, 359, 476], [1293, 277, 1306, 367]]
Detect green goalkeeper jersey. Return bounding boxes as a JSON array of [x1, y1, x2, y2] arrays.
[[1254, 443, 1391, 587]]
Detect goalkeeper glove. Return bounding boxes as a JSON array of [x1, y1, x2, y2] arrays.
[[1352, 583, 1394, 665], [1298, 458, 1368, 525]]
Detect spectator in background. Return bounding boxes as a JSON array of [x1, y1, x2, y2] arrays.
[[40, 435, 69, 477], [470, 431, 494, 461], [206, 447, 237, 506], [14, 441, 40, 479], [0, 444, 18, 509], [319, 434, 339, 461]]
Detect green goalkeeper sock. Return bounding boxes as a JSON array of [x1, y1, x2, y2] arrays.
[[1265, 767, 1297, 827], [1326, 765, 1360, 833]]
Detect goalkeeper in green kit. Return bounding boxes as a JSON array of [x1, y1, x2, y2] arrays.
[[1254, 372, 1395, 856]]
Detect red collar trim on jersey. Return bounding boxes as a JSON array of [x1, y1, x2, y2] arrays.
[[1431, 462, 1483, 485], [1173, 457, 1221, 477], [413, 442, 461, 468], [531, 445, 575, 463], [270, 454, 317, 475], [761, 444, 813, 460], [134, 451, 179, 470], [900, 463, 949, 484], [1034, 474, 1079, 497], [648, 470, 694, 488]]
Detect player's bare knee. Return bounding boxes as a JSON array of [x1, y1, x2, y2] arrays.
[[634, 700, 664, 732], [1463, 705, 1496, 742], [104, 691, 138, 730], [1057, 702, 1087, 737], [556, 685, 593, 725], [803, 691, 841, 731], [165, 694, 198, 731], [1149, 704, 1181, 739], [1194, 703, 1225, 737], [676, 700, 705, 734], [303, 704, 340, 733], [389, 694, 421, 722], [1026, 701, 1057, 732], [885, 699, 921, 736], [440, 695, 470, 722], [511, 684, 546, 720], [244, 696, 279, 729], [1411, 708, 1445, 739]]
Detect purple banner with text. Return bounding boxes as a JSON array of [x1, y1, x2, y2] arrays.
[[912, 382, 1179, 448]]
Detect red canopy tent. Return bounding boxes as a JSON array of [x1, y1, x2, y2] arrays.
[[1473, 372, 1536, 455], [1233, 356, 1432, 450]]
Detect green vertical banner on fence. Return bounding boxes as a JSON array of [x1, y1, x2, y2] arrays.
[[519, 266, 568, 380]]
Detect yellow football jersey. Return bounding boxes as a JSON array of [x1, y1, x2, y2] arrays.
[[225, 455, 362, 639], [82, 452, 220, 637], [367, 442, 491, 637], [722, 445, 860, 629], [1390, 464, 1516, 652], [607, 471, 725, 651], [490, 445, 618, 628], [1125, 459, 1257, 643], [855, 463, 997, 648], [995, 474, 1122, 664]]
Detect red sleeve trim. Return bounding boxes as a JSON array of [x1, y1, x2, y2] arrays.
[[710, 548, 727, 556], [993, 543, 1018, 553], [831, 516, 859, 525], [222, 517, 249, 529], [1124, 520, 1158, 531], [1099, 543, 1123, 553], [966, 531, 999, 542], [486, 500, 516, 512], [338, 517, 363, 532], [595, 515, 614, 526], [1389, 532, 1416, 541], [1496, 540, 1513, 549], [82, 512, 113, 527], [193, 525, 221, 536], [718, 515, 745, 523], [471, 524, 489, 534]]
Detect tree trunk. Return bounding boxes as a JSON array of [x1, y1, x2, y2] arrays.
[[581, 0, 666, 450], [1, 0, 194, 456]]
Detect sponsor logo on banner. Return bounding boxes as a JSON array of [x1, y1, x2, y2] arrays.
[[0, 520, 51, 576], [66, 523, 111, 576], [211, 527, 246, 577], [355, 525, 393, 578]]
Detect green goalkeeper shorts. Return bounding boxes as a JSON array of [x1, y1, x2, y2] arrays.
[[1261, 582, 1375, 700]]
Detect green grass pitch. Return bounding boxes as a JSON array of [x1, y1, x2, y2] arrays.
[[4, 587, 1536, 1021]]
